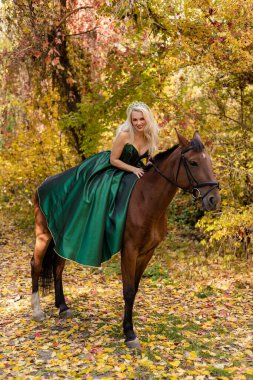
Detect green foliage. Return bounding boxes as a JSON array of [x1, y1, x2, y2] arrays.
[[196, 205, 253, 257], [60, 99, 108, 157], [168, 197, 204, 227]]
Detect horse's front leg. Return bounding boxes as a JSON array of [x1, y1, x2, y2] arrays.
[[121, 248, 140, 348], [135, 249, 155, 294], [53, 255, 72, 319]]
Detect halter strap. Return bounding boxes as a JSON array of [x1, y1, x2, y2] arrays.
[[150, 147, 219, 200]]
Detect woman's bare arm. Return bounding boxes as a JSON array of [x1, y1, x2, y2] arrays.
[[110, 132, 144, 178]]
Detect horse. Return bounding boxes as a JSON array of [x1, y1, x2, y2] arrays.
[[31, 130, 220, 349]]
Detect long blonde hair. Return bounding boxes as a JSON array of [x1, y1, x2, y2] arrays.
[[116, 102, 159, 155]]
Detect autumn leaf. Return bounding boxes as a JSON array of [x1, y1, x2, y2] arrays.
[[51, 57, 60, 66], [0, 208, 253, 379], [32, 50, 42, 58]]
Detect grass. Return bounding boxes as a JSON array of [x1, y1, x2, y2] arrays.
[[143, 262, 170, 281], [196, 285, 216, 299], [209, 367, 232, 378]]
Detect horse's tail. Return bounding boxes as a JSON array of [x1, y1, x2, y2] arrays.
[[39, 239, 56, 295]]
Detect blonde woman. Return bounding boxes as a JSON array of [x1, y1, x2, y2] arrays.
[[35, 102, 160, 268], [111, 101, 159, 178]]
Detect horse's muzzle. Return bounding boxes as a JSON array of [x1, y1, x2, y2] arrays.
[[202, 189, 221, 211]]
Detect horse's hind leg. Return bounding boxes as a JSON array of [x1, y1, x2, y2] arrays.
[[53, 255, 72, 318], [31, 194, 51, 321]]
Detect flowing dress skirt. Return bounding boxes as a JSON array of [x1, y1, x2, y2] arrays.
[[37, 144, 145, 267]]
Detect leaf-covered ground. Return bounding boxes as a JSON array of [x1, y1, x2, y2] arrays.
[[0, 211, 253, 379]]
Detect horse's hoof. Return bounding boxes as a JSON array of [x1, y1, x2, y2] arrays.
[[32, 311, 45, 322], [59, 309, 72, 319], [125, 338, 141, 349]]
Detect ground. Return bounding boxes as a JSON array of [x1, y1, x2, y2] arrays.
[[0, 210, 253, 380]]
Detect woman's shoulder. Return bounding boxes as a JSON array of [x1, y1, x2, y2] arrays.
[[118, 131, 130, 139], [115, 131, 130, 144]]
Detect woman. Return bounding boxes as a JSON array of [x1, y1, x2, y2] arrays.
[[37, 101, 159, 267]]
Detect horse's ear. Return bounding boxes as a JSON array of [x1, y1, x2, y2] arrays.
[[175, 129, 190, 148], [193, 131, 202, 144]]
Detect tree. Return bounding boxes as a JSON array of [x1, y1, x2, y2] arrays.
[[106, 0, 253, 256], [1, 0, 253, 256]]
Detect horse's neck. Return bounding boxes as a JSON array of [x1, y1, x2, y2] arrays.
[[140, 150, 180, 215]]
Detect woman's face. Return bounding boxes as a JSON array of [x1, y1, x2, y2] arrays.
[[131, 110, 147, 133]]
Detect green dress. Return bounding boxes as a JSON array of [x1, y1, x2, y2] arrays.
[[37, 143, 148, 267]]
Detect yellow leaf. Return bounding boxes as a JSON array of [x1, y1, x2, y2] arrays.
[[104, 348, 114, 353], [157, 365, 165, 370], [185, 351, 197, 360], [169, 360, 180, 367]]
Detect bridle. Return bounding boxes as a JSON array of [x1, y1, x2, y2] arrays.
[[150, 146, 220, 200]]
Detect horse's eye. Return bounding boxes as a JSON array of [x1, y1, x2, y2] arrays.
[[189, 160, 198, 167]]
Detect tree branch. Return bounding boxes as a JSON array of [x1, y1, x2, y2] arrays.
[[65, 28, 97, 37], [57, 6, 94, 28], [146, 1, 167, 31], [205, 112, 241, 126]]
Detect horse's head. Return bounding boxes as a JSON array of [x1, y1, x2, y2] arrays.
[[174, 130, 220, 211]]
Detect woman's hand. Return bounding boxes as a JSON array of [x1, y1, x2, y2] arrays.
[[146, 155, 153, 166], [132, 167, 144, 178]]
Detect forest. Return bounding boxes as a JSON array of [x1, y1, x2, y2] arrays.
[[0, 1, 253, 379]]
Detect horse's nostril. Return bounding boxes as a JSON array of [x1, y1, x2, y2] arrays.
[[209, 196, 215, 206]]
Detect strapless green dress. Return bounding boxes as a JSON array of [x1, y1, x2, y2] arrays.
[[37, 144, 148, 267]]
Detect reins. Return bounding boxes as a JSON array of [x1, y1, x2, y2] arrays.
[[150, 146, 220, 200]]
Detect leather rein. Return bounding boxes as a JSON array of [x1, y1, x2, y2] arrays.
[[150, 146, 220, 200]]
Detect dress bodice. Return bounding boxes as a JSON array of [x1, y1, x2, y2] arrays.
[[119, 143, 148, 167]]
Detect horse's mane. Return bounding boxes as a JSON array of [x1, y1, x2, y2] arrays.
[[153, 144, 179, 164], [145, 138, 204, 170], [145, 144, 179, 171]]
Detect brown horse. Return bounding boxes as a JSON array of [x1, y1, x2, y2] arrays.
[[31, 131, 220, 348]]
